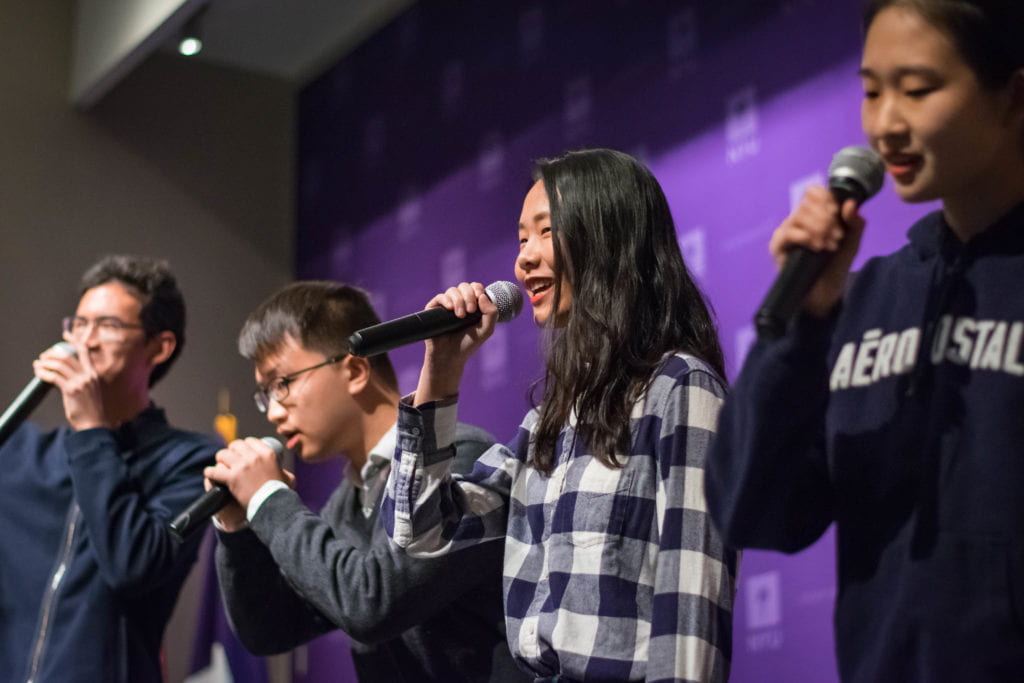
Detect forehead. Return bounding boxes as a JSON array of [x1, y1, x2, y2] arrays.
[[76, 282, 143, 319], [519, 179, 550, 227], [254, 334, 321, 381], [861, 6, 963, 74]]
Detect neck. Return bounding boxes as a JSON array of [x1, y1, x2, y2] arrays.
[[344, 387, 400, 473], [943, 157, 1024, 242], [101, 385, 151, 428]]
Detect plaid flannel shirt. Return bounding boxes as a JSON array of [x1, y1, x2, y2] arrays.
[[382, 353, 736, 682]]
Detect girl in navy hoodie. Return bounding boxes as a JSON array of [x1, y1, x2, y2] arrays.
[[707, 1, 1024, 681]]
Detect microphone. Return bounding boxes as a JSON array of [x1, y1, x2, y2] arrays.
[[168, 437, 284, 544], [754, 146, 885, 340], [348, 280, 524, 357], [0, 342, 77, 448]]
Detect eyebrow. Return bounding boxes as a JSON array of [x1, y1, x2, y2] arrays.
[[858, 65, 941, 79], [518, 210, 551, 230]]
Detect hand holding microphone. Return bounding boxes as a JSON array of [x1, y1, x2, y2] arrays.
[[0, 342, 78, 448], [755, 146, 885, 339], [169, 436, 286, 543]]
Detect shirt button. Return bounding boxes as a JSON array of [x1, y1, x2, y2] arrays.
[[410, 427, 421, 436]]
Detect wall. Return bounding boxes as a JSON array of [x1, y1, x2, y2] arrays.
[[0, 2, 294, 681]]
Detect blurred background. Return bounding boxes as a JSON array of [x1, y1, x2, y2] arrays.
[[1, 1, 935, 681]]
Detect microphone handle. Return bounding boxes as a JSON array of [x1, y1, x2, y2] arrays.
[[168, 485, 233, 544], [349, 307, 483, 357], [0, 378, 52, 449], [754, 248, 831, 340]]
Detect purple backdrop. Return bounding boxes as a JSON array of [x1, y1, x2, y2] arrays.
[[291, 1, 939, 681]]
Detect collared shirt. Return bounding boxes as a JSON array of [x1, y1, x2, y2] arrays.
[[344, 424, 395, 518], [382, 353, 737, 682], [248, 424, 397, 521]]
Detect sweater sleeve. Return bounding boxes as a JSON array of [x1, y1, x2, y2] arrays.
[[65, 427, 213, 594], [381, 396, 521, 556], [216, 426, 506, 647], [704, 314, 837, 553], [215, 526, 334, 654]]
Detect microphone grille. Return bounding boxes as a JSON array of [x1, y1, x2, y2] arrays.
[[51, 341, 77, 358], [260, 436, 285, 455], [828, 145, 885, 201], [485, 281, 524, 323]]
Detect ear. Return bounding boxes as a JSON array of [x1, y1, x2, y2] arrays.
[[344, 355, 372, 396], [146, 331, 177, 367]]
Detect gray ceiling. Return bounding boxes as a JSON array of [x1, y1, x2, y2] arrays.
[[173, 0, 414, 86]]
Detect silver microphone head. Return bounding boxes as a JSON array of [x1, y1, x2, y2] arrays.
[[485, 281, 524, 323], [50, 341, 77, 358], [260, 436, 285, 456], [828, 145, 885, 202]]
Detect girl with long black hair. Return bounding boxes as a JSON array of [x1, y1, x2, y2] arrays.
[[383, 148, 736, 681], [707, 1, 1024, 680]]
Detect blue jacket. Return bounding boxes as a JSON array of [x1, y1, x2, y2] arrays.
[[0, 405, 218, 682], [706, 204, 1024, 682]]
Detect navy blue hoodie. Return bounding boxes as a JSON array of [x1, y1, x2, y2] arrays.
[[0, 405, 217, 682], [707, 204, 1024, 682]]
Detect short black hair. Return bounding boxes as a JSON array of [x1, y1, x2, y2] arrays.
[[238, 281, 398, 390], [79, 254, 186, 387]]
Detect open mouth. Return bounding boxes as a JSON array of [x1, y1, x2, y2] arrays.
[[526, 279, 554, 303]]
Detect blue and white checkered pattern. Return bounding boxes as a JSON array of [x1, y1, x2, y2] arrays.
[[383, 353, 737, 682]]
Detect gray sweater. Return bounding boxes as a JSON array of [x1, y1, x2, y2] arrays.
[[215, 423, 526, 682]]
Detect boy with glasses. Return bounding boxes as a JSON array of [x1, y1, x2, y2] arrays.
[[206, 281, 524, 682], [0, 254, 219, 682]]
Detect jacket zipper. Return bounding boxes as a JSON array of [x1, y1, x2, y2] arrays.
[[25, 504, 80, 683]]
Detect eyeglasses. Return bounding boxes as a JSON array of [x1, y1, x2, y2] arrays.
[[62, 316, 145, 342], [253, 355, 345, 413]]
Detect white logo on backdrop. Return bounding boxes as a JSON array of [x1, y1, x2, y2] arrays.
[[396, 187, 422, 241], [440, 248, 467, 288], [678, 229, 707, 280], [667, 7, 698, 77], [441, 61, 465, 117], [519, 5, 545, 67], [364, 117, 387, 165], [733, 324, 757, 370], [478, 131, 506, 192], [789, 171, 826, 211], [745, 570, 785, 652], [479, 325, 509, 392], [563, 76, 593, 141], [331, 239, 353, 275], [725, 86, 760, 164]]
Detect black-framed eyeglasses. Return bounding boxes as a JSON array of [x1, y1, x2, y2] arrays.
[[62, 315, 145, 342], [253, 355, 346, 413]]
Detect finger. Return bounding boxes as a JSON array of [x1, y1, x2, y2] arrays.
[[457, 282, 479, 313], [446, 285, 468, 317], [203, 464, 230, 484]]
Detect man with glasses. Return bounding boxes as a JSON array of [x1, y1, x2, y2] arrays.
[[0, 254, 218, 682], [205, 281, 525, 682]]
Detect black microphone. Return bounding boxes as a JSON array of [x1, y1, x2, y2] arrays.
[[168, 437, 284, 544], [754, 146, 885, 340], [348, 280, 524, 357], [0, 342, 77, 449]]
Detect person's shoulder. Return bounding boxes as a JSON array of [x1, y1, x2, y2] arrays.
[[659, 352, 726, 391], [453, 421, 496, 445]]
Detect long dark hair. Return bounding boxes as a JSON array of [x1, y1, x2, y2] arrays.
[[863, 0, 1024, 89], [529, 148, 724, 474]]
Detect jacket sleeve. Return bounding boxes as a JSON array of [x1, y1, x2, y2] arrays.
[[704, 314, 836, 554], [647, 365, 737, 683], [381, 396, 522, 556], [219, 427, 506, 646], [66, 428, 214, 594]]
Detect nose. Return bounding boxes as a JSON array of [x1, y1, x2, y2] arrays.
[[864, 91, 908, 147], [265, 396, 288, 424], [516, 235, 541, 273]]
